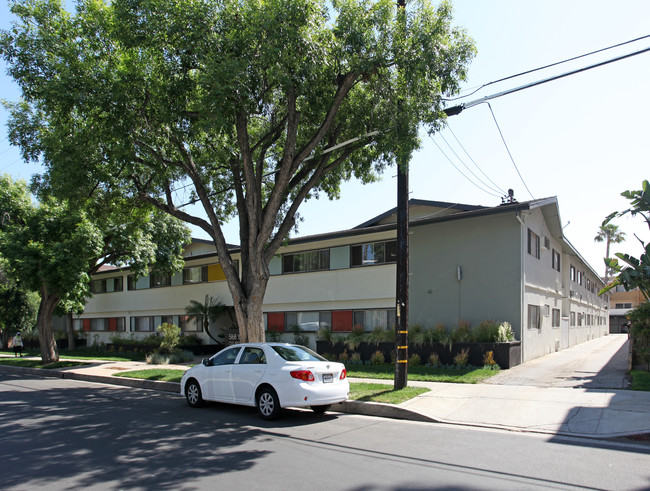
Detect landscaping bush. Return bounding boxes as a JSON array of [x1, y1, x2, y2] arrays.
[[483, 350, 496, 367], [428, 352, 440, 367], [370, 350, 385, 365], [453, 348, 469, 367], [473, 320, 500, 343], [409, 353, 421, 366]]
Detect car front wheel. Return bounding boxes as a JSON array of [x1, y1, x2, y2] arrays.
[[185, 379, 203, 408], [257, 387, 281, 420]]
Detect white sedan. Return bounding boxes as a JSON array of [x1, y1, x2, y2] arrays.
[[180, 343, 349, 420]]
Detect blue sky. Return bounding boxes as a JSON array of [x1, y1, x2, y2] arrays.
[[1, 0, 649, 276]]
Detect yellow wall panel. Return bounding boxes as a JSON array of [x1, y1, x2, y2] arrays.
[[207, 264, 226, 282]]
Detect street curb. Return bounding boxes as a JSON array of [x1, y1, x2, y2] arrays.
[[0, 364, 432, 422], [0, 364, 180, 393]]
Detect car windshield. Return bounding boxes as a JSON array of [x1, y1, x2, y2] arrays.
[[272, 345, 327, 362]]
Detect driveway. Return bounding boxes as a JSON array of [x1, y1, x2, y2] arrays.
[[484, 334, 630, 389]]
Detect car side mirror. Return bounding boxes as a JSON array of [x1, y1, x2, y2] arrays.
[[202, 358, 211, 367]]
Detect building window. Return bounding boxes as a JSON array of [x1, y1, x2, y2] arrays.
[[351, 240, 398, 267], [183, 265, 207, 284], [75, 317, 125, 332], [352, 309, 397, 331], [178, 315, 202, 332], [570, 265, 576, 282], [527, 305, 541, 330], [586, 278, 591, 291], [283, 249, 330, 273], [577, 313, 583, 326], [90, 279, 107, 294], [552, 309, 561, 328], [570, 312, 576, 327], [552, 249, 561, 272], [577, 270, 583, 286], [150, 273, 172, 288], [285, 311, 331, 332], [113, 276, 124, 292], [132, 316, 155, 332], [527, 229, 540, 259]]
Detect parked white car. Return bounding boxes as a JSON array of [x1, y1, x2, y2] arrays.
[[180, 343, 349, 420]]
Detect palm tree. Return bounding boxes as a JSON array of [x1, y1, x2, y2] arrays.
[[185, 295, 234, 345], [594, 223, 626, 280]]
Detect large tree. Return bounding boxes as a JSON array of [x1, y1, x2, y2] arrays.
[[594, 223, 626, 281], [0, 175, 191, 362], [1, 0, 475, 342]]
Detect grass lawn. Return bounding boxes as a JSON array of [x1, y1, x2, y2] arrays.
[[114, 368, 429, 404], [630, 370, 650, 391], [0, 357, 86, 369], [347, 364, 499, 384]]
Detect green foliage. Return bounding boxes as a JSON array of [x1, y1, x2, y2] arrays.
[[452, 320, 472, 343], [601, 180, 650, 300], [349, 352, 362, 365], [184, 295, 232, 344], [453, 348, 470, 367], [0, 0, 475, 342], [627, 302, 650, 371], [408, 353, 421, 367], [290, 325, 309, 346], [472, 320, 500, 343], [364, 327, 394, 344], [156, 323, 181, 355], [338, 350, 350, 363], [630, 370, 650, 391], [344, 325, 366, 350], [370, 350, 385, 365], [427, 352, 440, 367]]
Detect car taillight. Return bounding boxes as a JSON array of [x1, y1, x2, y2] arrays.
[[290, 370, 315, 381], [340, 369, 347, 380]]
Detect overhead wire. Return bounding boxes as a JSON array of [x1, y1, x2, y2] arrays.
[[485, 102, 534, 200], [429, 134, 501, 198], [444, 33, 650, 102]]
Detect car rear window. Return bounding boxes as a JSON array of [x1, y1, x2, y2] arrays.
[[272, 345, 326, 362]]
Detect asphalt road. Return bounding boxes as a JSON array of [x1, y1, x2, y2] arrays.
[[2, 371, 650, 490]]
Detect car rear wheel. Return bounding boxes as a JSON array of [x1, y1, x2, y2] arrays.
[[185, 379, 203, 408], [257, 387, 281, 420], [311, 405, 331, 415]]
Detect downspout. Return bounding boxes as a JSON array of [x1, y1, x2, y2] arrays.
[[515, 211, 526, 365]]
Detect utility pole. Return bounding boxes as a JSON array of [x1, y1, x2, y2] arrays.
[[394, 0, 408, 390]]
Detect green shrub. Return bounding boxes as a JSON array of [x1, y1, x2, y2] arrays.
[[349, 352, 362, 365], [427, 352, 440, 367], [344, 326, 366, 350], [365, 327, 393, 344], [452, 320, 472, 343], [409, 353, 421, 366], [473, 320, 500, 343], [453, 348, 469, 367], [370, 350, 385, 365], [157, 323, 181, 355], [147, 349, 195, 365], [338, 350, 350, 362]]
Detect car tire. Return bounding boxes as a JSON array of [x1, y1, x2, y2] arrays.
[[185, 379, 204, 408], [311, 405, 331, 415], [257, 387, 281, 420]]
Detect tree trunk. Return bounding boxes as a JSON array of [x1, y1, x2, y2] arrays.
[[231, 276, 268, 344], [37, 289, 60, 363], [66, 312, 76, 351]]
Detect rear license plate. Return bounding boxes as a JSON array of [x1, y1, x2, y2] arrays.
[[322, 373, 333, 383]]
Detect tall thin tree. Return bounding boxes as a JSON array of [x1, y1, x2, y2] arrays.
[[594, 223, 626, 281]]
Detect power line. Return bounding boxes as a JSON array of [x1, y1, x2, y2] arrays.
[[437, 131, 503, 196], [429, 135, 501, 198], [444, 34, 650, 102], [445, 125, 507, 196], [485, 102, 534, 200]]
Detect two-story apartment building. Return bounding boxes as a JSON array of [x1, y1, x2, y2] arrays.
[[77, 197, 609, 364]]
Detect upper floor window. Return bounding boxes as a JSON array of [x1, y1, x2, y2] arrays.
[[577, 270, 583, 286], [351, 240, 397, 267], [90, 276, 123, 294], [183, 265, 207, 284], [527, 229, 540, 259], [570, 265, 576, 282], [150, 272, 172, 288], [90, 279, 107, 294], [552, 249, 561, 272], [283, 249, 330, 273]]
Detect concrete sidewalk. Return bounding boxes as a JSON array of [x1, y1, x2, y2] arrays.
[[2, 335, 649, 440]]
